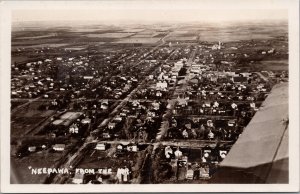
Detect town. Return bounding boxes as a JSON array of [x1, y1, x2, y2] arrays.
[[10, 21, 288, 184]]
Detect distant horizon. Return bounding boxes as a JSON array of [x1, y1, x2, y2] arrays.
[[12, 18, 288, 30], [12, 9, 288, 25]]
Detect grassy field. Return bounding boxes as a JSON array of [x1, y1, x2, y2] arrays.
[[11, 101, 56, 136], [11, 141, 74, 184], [260, 60, 288, 71]]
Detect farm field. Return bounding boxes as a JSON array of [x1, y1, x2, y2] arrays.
[[84, 33, 135, 38], [166, 36, 198, 41], [115, 37, 161, 44]]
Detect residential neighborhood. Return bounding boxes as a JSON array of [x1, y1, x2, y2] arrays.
[[10, 18, 288, 184]]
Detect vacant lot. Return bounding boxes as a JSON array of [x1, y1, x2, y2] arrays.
[[11, 101, 56, 136]]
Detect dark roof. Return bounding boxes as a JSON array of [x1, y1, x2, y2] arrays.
[[233, 76, 247, 82]]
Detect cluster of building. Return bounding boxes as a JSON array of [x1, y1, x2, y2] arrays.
[[97, 100, 166, 141], [11, 35, 288, 184]]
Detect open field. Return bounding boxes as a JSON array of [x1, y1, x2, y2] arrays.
[[12, 38, 64, 46], [197, 23, 287, 42], [14, 33, 57, 40], [121, 29, 145, 33], [11, 140, 75, 184], [131, 33, 159, 38], [257, 60, 288, 71], [11, 101, 56, 136], [84, 33, 135, 38], [115, 37, 161, 44], [166, 36, 198, 41], [13, 43, 69, 49]]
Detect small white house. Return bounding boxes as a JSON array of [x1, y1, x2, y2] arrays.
[[95, 143, 106, 151], [52, 144, 66, 151], [28, 146, 37, 152]]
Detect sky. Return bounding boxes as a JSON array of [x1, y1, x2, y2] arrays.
[[12, 9, 288, 24]]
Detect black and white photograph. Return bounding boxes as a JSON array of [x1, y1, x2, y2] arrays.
[[0, 0, 299, 192]]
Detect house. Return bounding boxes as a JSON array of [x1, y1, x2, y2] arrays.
[[117, 144, 124, 151], [157, 72, 164, 80], [165, 146, 173, 158], [186, 169, 194, 180], [127, 144, 138, 152], [114, 116, 122, 122], [219, 150, 227, 159], [101, 100, 109, 110], [200, 167, 210, 178], [81, 118, 91, 124], [151, 102, 160, 110], [156, 81, 168, 89], [177, 157, 188, 180], [211, 41, 221, 50], [190, 65, 201, 74], [228, 120, 236, 127], [95, 143, 106, 151], [28, 146, 37, 152], [52, 144, 66, 151], [83, 76, 94, 80], [44, 59, 52, 62], [268, 48, 275, 54], [210, 76, 218, 82], [108, 122, 116, 130], [170, 159, 178, 175], [156, 91, 162, 97], [73, 173, 84, 184], [102, 133, 111, 139], [69, 124, 79, 134], [177, 98, 188, 107], [132, 100, 140, 107], [239, 72, 251, 78], [120, 112, 127, 117], [223, 71, 236, 77]]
